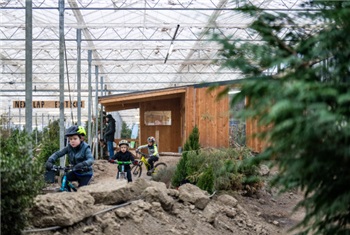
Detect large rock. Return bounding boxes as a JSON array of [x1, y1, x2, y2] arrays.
[[92, 160, 110, 179], [80, 180, 132, 205], [217, 194, 238, 208], [127, 178, 153, 195], [141, 186, 174, 211], [259, 164, 270, 176], [203, 201, 220, 223], [80, 178, 171, 206], [30, 191, 95, 227], [178, 183, 210, 209]]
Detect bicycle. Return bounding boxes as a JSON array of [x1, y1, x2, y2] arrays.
[[131, 151, 167, 177], [109, 160, 132, 181], [47, 165, 77, 192]]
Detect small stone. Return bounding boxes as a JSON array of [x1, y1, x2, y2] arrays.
[[273, 220, 279, 226]]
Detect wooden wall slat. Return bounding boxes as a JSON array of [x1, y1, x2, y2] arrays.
[[246, 118, 267, 153], [184, 86, 229, 149], [197, 87, 206, 147], [217, 88, 229, 147], [185, 86, 196, 146], [208, 88, 216, 147]]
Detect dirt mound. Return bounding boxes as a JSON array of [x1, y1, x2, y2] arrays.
[[25, 159, 304, 235]]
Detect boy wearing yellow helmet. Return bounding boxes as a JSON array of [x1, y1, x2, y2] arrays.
[[45, 125, 94, 188]]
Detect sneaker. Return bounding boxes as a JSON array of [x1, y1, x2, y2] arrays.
[[146, 168, 154, 176]]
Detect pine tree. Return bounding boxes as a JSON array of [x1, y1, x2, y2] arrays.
[[171, 126, 200, 187], [197, 165, 214, 194], [1, 130, 44, 235], [214, 1, 350, 234], [120, 121, 131, 139]]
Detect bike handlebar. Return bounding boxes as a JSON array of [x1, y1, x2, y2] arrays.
[[50, 165, 88, 172], [117, 161, 132, 165], [51, 165, 73, 171], [109, 160, 132, 165], [136, 151, 148, 158]]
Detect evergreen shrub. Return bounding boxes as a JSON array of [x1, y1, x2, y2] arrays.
[[171, 126, 200, 187], [171, 125, 262, 192], [0, 129, 44, 235]]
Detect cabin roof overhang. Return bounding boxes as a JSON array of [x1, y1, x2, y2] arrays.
[[99, 86, 187, 112]]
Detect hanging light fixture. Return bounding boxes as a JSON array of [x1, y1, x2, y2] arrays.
[[164, 24, 180, 64]]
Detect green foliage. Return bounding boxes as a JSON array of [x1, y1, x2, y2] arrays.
[[0, 114, 8, 127], [197, 165, 215, 194], [237, 158, 260, 179], [121, 121, 132, 139], [0, 129, 30, 158], [184, 151, 203, 181], [36, 120, 59, 165], [152, 165, 176, 188], [216, 159, 243, 191], [183, 125, 200, 153], [36, 140, 59, 164], [171, 152, 188, 187], [171, 126, 201, 187], [214, 1, 350, 234], [31, 128, 40, 145], [0, 130, 45, 235], [195, 148, 261, 193], [171, 124, 261, 192], [44, 119, 60, 140]]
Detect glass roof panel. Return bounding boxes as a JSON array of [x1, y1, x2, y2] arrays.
[[1, 0, 312, 127]]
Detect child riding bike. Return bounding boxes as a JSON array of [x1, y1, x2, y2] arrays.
[[136, 136, 159, 174], [45, 125, 94, 188], [109, 139, 135, 183]]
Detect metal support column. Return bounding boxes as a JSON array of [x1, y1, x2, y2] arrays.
[[41, 113, 44, 132], [25, 0, 33, 154], [100, 76, 104, 158], [77, 29, 82, 126], [95, 66, 99, 159], [87, 50, 92, 146], [19, 108, 22, 129], [59, 0, 65, 166]]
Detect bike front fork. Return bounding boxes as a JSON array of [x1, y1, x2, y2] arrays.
[[117, 165, 126, 180], [60, 176, 77, 192]]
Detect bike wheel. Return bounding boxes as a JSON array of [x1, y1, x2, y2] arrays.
[[153, 162, 167, 175], [131, 164, 142, 178], [67, 182, 77, 192], [118, 172, 126, 181]]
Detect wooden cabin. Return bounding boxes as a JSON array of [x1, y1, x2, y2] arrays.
[[99, 83, 230, 153]]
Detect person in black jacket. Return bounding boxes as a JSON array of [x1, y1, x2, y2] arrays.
[[104, 114, 116, 160], [109, 140, 135, 183]]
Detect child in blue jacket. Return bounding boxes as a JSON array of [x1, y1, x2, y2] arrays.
[[45, 125, 94, 188]]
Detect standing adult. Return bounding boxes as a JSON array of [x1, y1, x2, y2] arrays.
[[104, 114, 116, 160]]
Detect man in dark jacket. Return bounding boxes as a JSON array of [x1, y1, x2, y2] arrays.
[[104, 114, 116, 160]]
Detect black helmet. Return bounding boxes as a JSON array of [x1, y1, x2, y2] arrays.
[[65, 126, 81, 137], [147, 136, 156, 143]]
